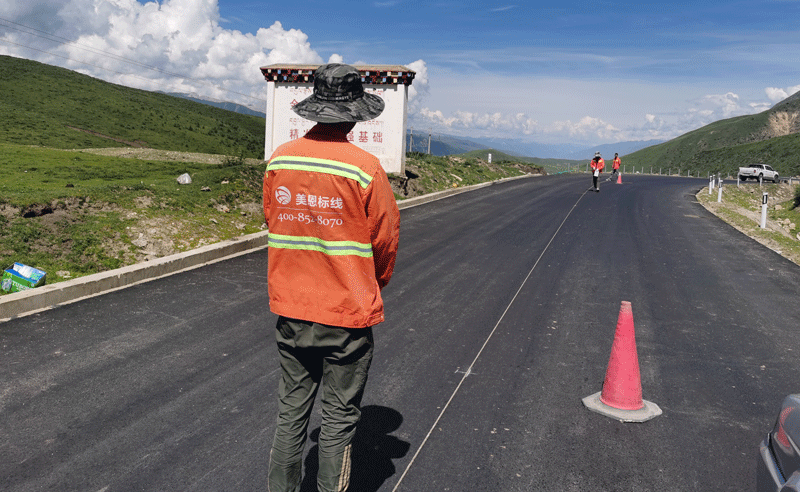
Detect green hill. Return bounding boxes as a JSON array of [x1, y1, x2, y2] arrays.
[[0, 55, 265, 157], [624, 92, 800, 177], [457, 149, 581, 174]]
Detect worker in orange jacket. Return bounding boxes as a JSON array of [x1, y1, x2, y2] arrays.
[[263, 63, 400, 492], [590, 151, 605, 192], [607, 153, 621, 182]]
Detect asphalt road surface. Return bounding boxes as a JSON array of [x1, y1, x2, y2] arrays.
[[2, 174, 799, 491]]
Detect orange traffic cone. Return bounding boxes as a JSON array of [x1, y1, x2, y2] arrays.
[[616, 172, 622, 184], [582, 301, 662, 422]]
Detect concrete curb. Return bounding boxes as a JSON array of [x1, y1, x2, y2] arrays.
[[1, 173, 539, 322], [395, 172, 536, 210], [1, 233, 269, 322]]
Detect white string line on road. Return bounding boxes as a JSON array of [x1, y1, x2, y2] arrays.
[[391, 187, 591, 492]]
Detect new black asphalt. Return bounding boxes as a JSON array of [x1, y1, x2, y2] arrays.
[[2, 174, 798, 491]]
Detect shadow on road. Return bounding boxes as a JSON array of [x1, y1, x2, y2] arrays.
[[301, 405, 409, 492]]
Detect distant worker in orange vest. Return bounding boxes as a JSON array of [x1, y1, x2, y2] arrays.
[[590, 151, 605, 192], [263, 63, 400, 492], [607, 153, 621, 182]]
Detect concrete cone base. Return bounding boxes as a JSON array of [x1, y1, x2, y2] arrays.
[[582, 391, 662, 423]]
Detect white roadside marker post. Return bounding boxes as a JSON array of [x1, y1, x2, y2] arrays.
[[761, 192, 768, 229]]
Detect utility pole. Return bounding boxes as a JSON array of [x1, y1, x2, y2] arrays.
[[427, 128, 432, 155], [409, 127, 413, 152]]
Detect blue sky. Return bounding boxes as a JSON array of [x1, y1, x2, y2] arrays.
[[1, 0, 799, 149]]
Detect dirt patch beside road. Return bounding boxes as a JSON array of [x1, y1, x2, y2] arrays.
[[72, 147, 264, 166]]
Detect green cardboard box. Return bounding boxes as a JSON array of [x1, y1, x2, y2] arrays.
[[1, 263, 47, 293]]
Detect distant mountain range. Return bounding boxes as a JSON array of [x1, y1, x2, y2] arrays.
[[163, 92, 267, 119], [166, 93, 664, 160], [572, 140, 667, 160], [405, 130, 664, 160]]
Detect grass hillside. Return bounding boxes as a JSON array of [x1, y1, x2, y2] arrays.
[[0, 143, 267, 286], [458, 149, 581, 174], [696, 182, 800, 266], [0, 56, 550, 292], [0, 55, 265, 157], [625, 94, 800, 177], [394, 152, 544, 198]]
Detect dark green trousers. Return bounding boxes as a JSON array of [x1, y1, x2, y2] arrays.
[[268, 316, 374, 492]]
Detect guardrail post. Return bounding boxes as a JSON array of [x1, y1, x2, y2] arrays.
[[761, 192, 768, 228], [709, 175, 714, 194], [717, 177, 723, 203]]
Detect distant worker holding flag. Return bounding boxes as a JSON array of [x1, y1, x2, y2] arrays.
[[607, 153, 621, 182], [590, 151, 604, 192]]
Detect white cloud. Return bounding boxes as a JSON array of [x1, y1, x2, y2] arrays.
[[550, 116, 620, 141], [405, 59, 429, 113], [765, 84, 800, 103], [699, 92, 743, 118], [642, 113, 667, 136], [413, 106, 629, 144], [1, 0, 793, 148], [415, 107, 538, 135], [621, 113, 687, 142], [749, 101, 772, 112], [666, 91, 766, 133], [410, 81, 783, 145], [617, 90, 774, 142], [0, 0, 324, 108]]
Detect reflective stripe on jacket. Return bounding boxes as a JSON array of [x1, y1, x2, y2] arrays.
[[263, 124, 400, 328]]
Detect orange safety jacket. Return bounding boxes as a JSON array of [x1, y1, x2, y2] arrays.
[[263, 124, 400, 328], [591, 158, 605, 172], [613, 157, 621, 170]]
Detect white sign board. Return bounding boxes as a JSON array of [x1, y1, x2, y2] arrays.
[[261, 65, 414, 175]]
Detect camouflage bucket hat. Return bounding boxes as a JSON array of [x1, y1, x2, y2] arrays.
[[292, 63, 385, 123]]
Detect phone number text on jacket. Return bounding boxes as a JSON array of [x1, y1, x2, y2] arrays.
[[277, 212, 343, 228]]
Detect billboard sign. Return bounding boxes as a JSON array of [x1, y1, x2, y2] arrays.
[[261, 65, 415, 175]]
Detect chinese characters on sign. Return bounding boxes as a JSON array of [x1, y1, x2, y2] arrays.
[[284, 88, 387, 152], [261, 65, 415, 175]]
